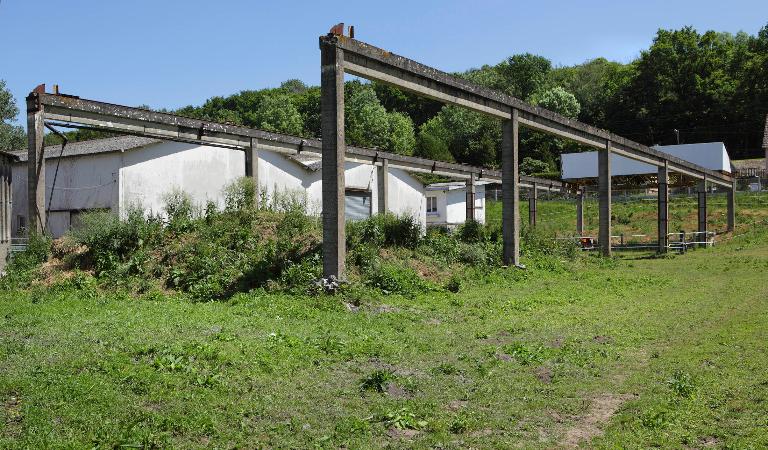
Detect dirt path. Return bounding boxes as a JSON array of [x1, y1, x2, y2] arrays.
[[560, 393, 634, 448]]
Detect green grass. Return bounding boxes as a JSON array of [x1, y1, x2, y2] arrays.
[[1, 196, 767, 448], [486, 191, 768, 242]]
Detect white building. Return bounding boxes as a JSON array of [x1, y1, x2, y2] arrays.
[[425, 181, 487, 228], [10, 136, 426, 238], [561, 142, 733, 180]]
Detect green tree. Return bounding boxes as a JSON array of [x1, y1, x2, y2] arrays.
[[0, 80, 25, 151], [528, 86, 581, 119]]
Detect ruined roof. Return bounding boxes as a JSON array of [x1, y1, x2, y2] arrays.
[[11, 135, 161, 162], [731, 158, 766, 170], [426, 181, 492, 191], [288, 153, 322, 172]]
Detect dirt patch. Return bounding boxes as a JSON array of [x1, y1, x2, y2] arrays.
[[534, 366, 553, 384], [3, 392, 23, 438], [700, 436, 720, 447], [560, 393, 634, 448], [425, 318, 441, 325], [550, 337, 565, 348], [496, 352, 513, 362], [446, 400, 468, 411], [385, 382, 409, 399], [369, 304, 401, 314], [593, 335, 613, 345], [387, 428, 420, 439]]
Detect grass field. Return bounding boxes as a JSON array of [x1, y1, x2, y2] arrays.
[[1, 194, 767, 448], [486, 191, 768, 243]]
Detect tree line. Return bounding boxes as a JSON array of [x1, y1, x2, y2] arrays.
[[2, 24, 766, 172]]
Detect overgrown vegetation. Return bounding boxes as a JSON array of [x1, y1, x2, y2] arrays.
[[3, 179, 584, 302]]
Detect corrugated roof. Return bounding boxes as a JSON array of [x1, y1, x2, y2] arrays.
[[10, 135, 161, 162]]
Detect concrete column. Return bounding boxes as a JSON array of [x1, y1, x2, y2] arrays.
[[576, 188, 585, 236], [246, 137, 259, 209], [466, 172, 476, 221], [320, 42, 346, 278], [528, 183, 538, 227], [657, 162, 669, 253], [726, 179, 736, 232], [598, 141, 612, 257], [502, 110, 521, 267], [377, 158, 389, 215], [697, 177, 707, 247], [26, 90, 46, 236]]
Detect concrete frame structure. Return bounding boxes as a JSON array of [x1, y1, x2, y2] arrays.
[[24, 27, 739, 277], [318, 29, 735, 275], [24, 86, 561, 254]]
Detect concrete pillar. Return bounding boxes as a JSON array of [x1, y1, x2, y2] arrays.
[[466, 172, 476, 221], [598, 140, 612, 257], [726, 179, 736, 232], [657, 162, 669, 253], [502, 110, 521, 267], [378, 158, 389, 215], [697, 177, 707, 247], [26, 89, 46, 236], [576, 188, 585, 236], [528, 183, 537, 227], [246, 137, 259, 209], [320, 42, 346, 278]]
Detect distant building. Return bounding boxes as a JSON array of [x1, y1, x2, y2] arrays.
[[561, 142, 733, 181], [425, 181, 487, 228], [763, 114, 768, 172], [10, 136, 426, 238]]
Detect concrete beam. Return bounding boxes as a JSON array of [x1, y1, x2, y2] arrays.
[[576, 188, 585, 236], [378, 158, 389, 214], [466, 173, 476, 221], [38, 93, 565, 193], [322, 35, 733, 189], [599, 141, 612, 257], [658, 162, 669, 253], [320, 41, 346, 278], [26, 90, 46, 235], [726, 179, 736, 232], [528, 183, 537, 227], [246, 137, 259, 209], [502, 111, 520, 267], [698, 178, 707, 247]]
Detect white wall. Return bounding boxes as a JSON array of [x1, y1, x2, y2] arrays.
[[561, 142, 732, 180], [12, 141, 428, 237], [120, 142, 244, 216]]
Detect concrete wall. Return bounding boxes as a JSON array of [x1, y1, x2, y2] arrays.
[[12, 151, 122, 237], [0, 156, 12, 272], [12, 141, 428, 238], [120, 142, 244, 216]]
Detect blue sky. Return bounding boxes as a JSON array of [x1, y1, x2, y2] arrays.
[[1, 0, 766, 127]]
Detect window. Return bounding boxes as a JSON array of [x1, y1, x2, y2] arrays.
[[427, 196, 438, 214], [17, 215, 26, 233], [345, 189, 372, 221]]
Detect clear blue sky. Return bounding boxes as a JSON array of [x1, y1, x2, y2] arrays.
[[2, 0, 766, 127]]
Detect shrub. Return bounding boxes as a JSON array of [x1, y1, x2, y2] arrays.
[[363, 260, 428, 297], [457, 219, 485, 243], [347, 214, 421, 249], [223, 177, 257, 211]]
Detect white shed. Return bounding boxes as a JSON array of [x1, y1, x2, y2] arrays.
[[561, 142, 733, 180], [11, 136, 427, 238], [425, 181, 487, 228]]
